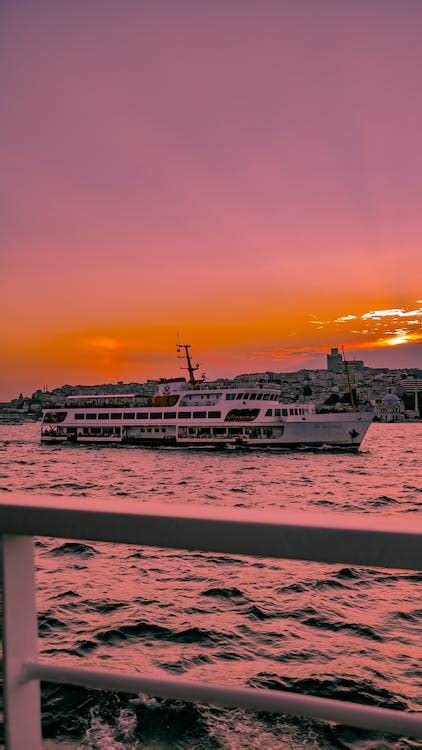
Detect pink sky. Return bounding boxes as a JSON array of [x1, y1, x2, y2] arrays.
[[1, 0, 421, 399]]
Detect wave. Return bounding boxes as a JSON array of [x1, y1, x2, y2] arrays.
[[302, 615, 383, 642], [39, 613, 68, 634], [40, 684, 221, 748], [201, 586, 247, 600], [95, 620, 234, 647], [248, 673, 408, 710], [48, 542, 99, 557]]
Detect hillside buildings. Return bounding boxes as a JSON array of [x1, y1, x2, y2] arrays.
[[1, 349, 421, 423]]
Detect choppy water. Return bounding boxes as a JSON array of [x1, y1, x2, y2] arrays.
[[0, 422, 421, 749]]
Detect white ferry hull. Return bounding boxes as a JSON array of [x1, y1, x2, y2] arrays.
[[41, 413, 373, 450]]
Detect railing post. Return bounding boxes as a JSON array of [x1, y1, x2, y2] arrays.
[[2, 536, 42, 750]]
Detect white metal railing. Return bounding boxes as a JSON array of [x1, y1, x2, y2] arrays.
[[1, 494, 421, 749]]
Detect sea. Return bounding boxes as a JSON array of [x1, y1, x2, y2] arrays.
[[0, 421, 421, 750]]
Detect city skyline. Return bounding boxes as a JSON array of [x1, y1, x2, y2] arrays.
[[1, 1, 421, 400]]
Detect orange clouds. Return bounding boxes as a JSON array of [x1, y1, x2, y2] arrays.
[[1, 295, 420, 400]]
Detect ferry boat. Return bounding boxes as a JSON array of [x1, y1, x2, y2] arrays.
[[41, 344, 373, 450]]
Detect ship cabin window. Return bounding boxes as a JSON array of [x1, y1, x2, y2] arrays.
[[86, 413, 97, 420], [236, 393, 244, 399], [75, 413, 84, 420], [154, 428, 160, 432], [150, 412, 163, 419], [225, 393, 236, 400], [193, 411, 206, 418], [123, 412, 135, 419], [208, 411, 221, 418], [111, 413, 122, 419], [98, 413, 110, 420], [136, 412, 149, 419], [282, 408, 288, 416], [43, 411, 68, 423], [249, 393, 257, 400], [178, 411, 191, 419], [164, 412, 177, 419], [275, 409, 281, 417], [225, 408, 259, 422], [242, 393, 249, 399], [294, 408, 299, 415], [265, 409, 273, 417], [263, 394, 270, 400], [256, 393, 263, 400]]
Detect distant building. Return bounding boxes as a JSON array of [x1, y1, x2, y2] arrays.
[[400, 377, 422, 417], [348, 359, 365, 372], [326, 347, 343, 373]]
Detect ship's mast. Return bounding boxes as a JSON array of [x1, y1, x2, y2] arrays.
[[342, 346, 357, 410], [177, 341, 199, 386]]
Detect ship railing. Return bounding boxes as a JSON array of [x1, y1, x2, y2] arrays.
[[194, 382, 281, 391], [1, 495, 421, 749]]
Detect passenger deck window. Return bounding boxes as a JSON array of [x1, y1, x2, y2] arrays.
[[150, 412, 163, 419], [75, 413, 84, 420], [193, 411, 206, 418], [123, 412, 135, 419], [208, 411, 221, 418], [256, 393, 263, 400], [225, 393, 236, 400], [236, 393, 244, 399], [86, 413, 97, 420], [111, 413, 122, 419], [164, 412, 177, 419], [265, 409, 273, 417], [98, 413, 110, 420], [43, 411, 68, 423], [136, 412, 149, 419], [275, 409, 281, 417], [178, 411, 191, 418], [282, 408, 288, 417], [249, 393, 257, 400]]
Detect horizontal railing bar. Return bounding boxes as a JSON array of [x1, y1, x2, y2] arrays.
[[25, 661, 422, 738], [1, 495, 421, 569]]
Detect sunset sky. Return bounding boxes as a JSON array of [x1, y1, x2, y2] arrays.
[[1, 0, 421, 400]]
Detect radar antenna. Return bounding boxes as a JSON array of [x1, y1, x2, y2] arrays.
[[177, 341, 199, 386]]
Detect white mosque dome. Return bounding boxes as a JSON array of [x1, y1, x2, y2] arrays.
[[381, 393, 401, 405]]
